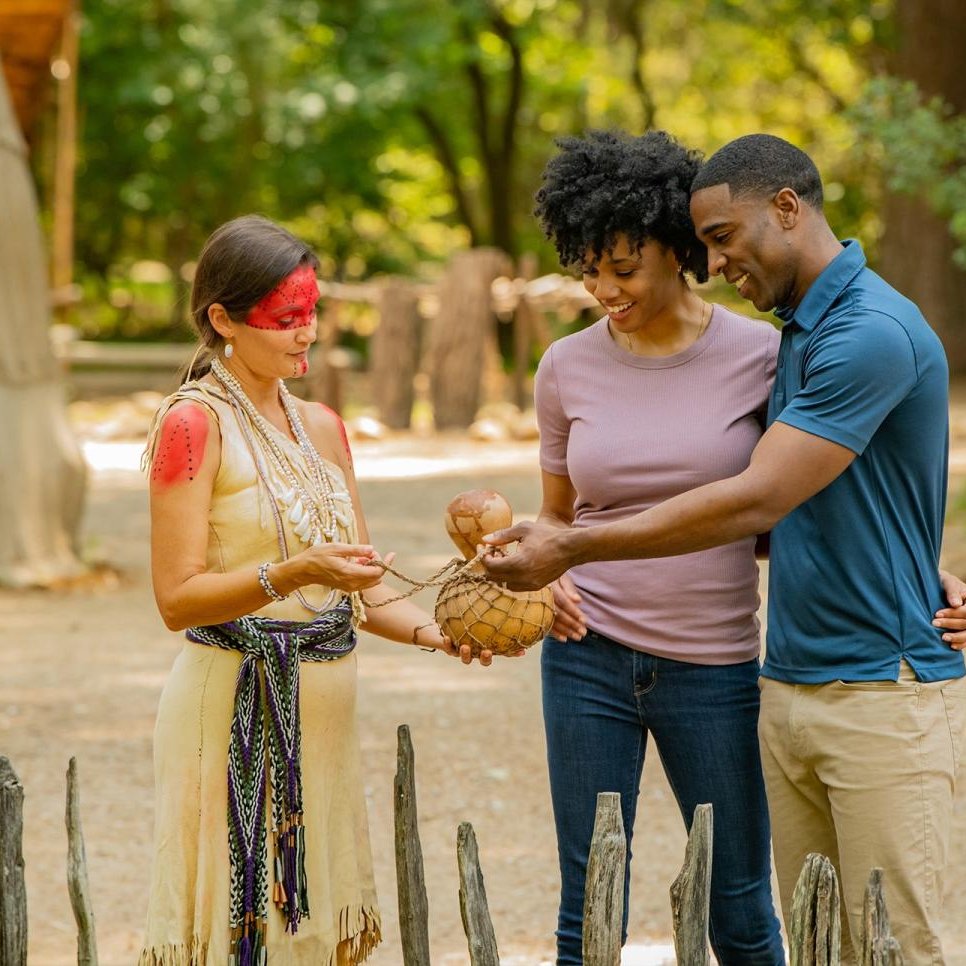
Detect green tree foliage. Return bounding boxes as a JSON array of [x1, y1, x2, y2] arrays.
[[73, 0, 468, 294], [849, 76, 966, 267], [62, 0, 963, 343]]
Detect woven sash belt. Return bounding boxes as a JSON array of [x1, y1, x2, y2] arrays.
[[186, 600, 357, 966]]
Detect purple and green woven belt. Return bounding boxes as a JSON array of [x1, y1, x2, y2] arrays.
[[187, 600, 356, 965]]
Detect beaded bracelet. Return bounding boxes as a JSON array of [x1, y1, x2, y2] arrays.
[[258, 562, 288, 602]]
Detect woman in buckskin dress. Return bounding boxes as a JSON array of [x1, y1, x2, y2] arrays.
[[139, 215, 472, 965]]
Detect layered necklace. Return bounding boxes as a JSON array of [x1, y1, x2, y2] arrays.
[[210, 357, 358, 616]]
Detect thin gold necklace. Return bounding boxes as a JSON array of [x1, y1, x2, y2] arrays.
[[623, 300, 712, 354]]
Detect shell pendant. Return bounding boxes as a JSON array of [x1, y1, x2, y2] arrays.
[[278, 488, 316, 546]]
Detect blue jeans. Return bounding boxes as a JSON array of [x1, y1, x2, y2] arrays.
[[542, 630, 784, 965]]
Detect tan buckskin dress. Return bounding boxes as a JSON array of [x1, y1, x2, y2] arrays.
[[139, 385, 380, 966]]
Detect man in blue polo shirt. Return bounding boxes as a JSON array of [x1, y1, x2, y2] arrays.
[[484, 134, 966, 962]]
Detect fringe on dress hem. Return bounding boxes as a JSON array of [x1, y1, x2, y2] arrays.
[[136, 935, 208, 966], [136, 904, 381, 966]]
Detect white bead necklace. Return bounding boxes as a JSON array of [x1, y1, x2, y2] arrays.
[[210, 358, 351, 548]]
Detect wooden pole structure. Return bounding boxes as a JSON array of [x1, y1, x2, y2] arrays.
[[861, 869, 904, 966], [373, 277, 420, 428], [669, 803, 713, 965], [582, 791, 625, 965], [66, 757, 98, 964], [511, 253, 539, 412], [429, 248, 510, 429], [456, 822, 500, 966], [393, 724, 431, 966], [0, 756, 28, 966], [789, 852, 841, 966], [51, 0, 80, 318]]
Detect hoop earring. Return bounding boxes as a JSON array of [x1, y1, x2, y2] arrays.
[[224, 342, 234, 359]]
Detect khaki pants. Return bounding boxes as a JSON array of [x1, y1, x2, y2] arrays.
[[758, 663, 966, 965]]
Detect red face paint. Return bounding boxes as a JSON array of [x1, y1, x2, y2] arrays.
[[245, 264, 320, 331], [151, 404, 209, 487]]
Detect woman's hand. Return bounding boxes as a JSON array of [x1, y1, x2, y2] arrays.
[[549, 572, 587, 642], [412, 622, 491, 666], [414, 623, 530, 667], [280, 542, 387, 595], [934, 569, 966, 650]]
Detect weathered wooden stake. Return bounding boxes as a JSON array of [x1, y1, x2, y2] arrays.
[[669, 803, 713, 965], [582, 791, 625, 966], [394, 725, 431, 965], [0, 756, 28, 965], [66, 757, 98, 965], [861, 868, 904, 966], [457, 822, 500, 966], [789, 852, 841, 966]]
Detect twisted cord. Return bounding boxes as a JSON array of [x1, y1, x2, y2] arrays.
[[363, 548, 497, 608]]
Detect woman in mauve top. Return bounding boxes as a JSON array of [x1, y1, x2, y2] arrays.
[[532, 130, 785, 965]]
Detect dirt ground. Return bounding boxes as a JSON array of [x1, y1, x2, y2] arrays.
[[3, 409, 966, 965]]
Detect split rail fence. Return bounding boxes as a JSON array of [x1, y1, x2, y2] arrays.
[[54, 250, 599, 426], [0, 731, 905, 964]]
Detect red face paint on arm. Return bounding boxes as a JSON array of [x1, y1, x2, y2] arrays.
[[151, 404, 210, 487], [318, 403, 353, 469]]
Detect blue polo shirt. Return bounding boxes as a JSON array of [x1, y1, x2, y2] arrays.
[[762, 240, 961, 684]]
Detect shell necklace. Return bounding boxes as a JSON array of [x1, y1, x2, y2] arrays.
[[210, 357, 358, 616]]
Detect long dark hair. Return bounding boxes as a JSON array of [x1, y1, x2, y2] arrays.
[[183, 214, 320, 381]]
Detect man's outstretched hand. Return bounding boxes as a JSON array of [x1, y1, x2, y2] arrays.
[[481, 521, 573, 591]]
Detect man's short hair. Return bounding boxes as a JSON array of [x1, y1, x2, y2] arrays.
[[691, 134, 824, 209]]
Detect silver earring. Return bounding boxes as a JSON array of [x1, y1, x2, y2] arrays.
[[224, 342, 234, 359]]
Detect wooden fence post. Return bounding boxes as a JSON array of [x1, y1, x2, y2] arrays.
[[373, 277, 421, 429], [510, 253, 539, 412], [394, 725, 431, 965], [66, 757, 98, 964], [303, 300, 345, 409], [456, 822, 500, 966], [669, 803, 713, 965], [428, 248, 510, 429], [861, 869, 904, 966], [789, 852, 841, 966], [582, 791, 625, 966], [0, 755, 27, 965]]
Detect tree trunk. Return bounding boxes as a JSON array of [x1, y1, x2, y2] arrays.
[[0, 52, 87, 586], [372, 277, 421, 429], [428, 248, 510, 430], [879, 0, 966, 371]]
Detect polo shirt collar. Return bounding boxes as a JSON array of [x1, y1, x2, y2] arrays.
[[774, 239, 866, 331]]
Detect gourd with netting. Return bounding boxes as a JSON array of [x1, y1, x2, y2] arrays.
[[434, 489, 554, 657], [368, 488, 555, 657]]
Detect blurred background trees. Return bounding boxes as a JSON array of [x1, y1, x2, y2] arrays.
[[19, 0, 966, 360], [1, 0, 961, 585]]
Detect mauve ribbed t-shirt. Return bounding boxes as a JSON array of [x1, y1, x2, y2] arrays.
[[536, 305, 780, 665]]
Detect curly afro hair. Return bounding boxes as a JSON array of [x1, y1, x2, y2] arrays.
[[534, 129, 708, 281]]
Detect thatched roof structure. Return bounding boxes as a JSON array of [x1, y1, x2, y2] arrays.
[[0, 0, 72, 138]]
